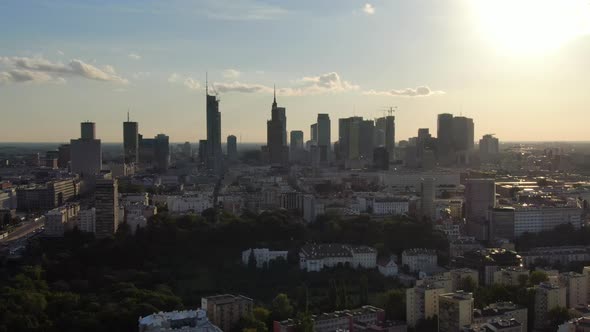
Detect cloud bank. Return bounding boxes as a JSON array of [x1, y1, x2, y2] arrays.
[[362, 3, 375, 15], [364, 86, 445, 97], [0, 56, 127, 84]]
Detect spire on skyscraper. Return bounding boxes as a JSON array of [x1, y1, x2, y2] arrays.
[[272, 84, 277, 109]]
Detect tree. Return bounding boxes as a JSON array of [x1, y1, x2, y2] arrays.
[[376, 289, 405, 320], [247, 249, 257, 270], [359, 275, 369, 305], [295, 311, 314, 332], [546, 307, 571, 330], [252, 307, 270, 326], [271, 294, 294, 321], [529, 271, 548, 285], [459, 276, 477, 293], [517, 274, 529, 287]]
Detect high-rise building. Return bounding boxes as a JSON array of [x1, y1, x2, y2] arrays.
[[265, 89, 288, 165], [437, 113, 454, 161], [420, 177, 436, 220], [78, 208, 96, 233], [198, 140, 208, 164], [81, 121, 96, 140], [406, 283, 445, 328], [534, 282, 566, 330], [465, 178, 496, 221], [154, 134, 170, 171], [317, 114, 331, 161], [438, 291, 474, 332], [373, 147, 389, 170], [57, 144, 71, 169], [338, 116, 364, 161], [310, 123, 318, 143], [479, 134, 500, 163], [290, 131, 304, 152], [227, 135, 237, 161], [359, 120, 375, 161], [201, 294, 253, 332], [384, 115, 395, 157], [206, 80, 223, 173], [95, 178, 119, 239], [123, 113, 139, 164], [452, 116, 475, 152], [559, 272, 588, 309], [71, 122, 102, 177]]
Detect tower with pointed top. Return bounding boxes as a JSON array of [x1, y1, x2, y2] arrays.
[[265, 87, 288, 165], [123, 112, 139, 164], [205, 75, 223, 173]]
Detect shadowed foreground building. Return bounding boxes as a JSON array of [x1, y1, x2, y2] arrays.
[[201, 294, 253, 332], [139, 309, 221, 332], [95, 178, 118, 239]]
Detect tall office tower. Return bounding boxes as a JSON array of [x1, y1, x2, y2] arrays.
[[310, 123, 318, 142], [375, 117, 386, 147], [95, 178, 119, 239], [359, 120, 375, 161], [438, 292, 474, 332], [290, 131, 304, 152], [182, 141, 192, 158], [534, 283, 566, 330], [227, 135, 237, 161], [123, 113, 139, 164], [373, 147, 389, 170], [206, 80, 222, 173], [421, 177, 436, 220], [437, 113, 454, 161], [70, 122, 102, 177], [57, 144, 70, 169], [338, 116, 364, 161], [464, 178, 496, 221], [81, 121, 96, 140], [317, 114, 331, 161], [154, 134, 170, 171], [452, 116, 475, 151], [266, 89, 288, 165], [479, 134, 499, 163], [384, 115, 395, 157]]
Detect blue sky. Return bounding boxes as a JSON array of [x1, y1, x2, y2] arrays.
[[1, 0, 590, 142]]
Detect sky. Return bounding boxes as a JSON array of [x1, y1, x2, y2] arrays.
[[1, 0, 590, 143]]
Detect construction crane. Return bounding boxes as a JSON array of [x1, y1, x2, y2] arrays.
[[384, 106, 397, 116]]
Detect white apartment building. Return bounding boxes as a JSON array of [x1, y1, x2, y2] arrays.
[[44, 203, 80, 237], [166, 194, 212, 214], [513, 206, 582, 237], [138, 309, 221, 332], [242, 248, 288, 268], [370, 198, 409, 215], [299, 244, 377, 272], [377, 256, 399, 277], [438, 291, 474, 332], [559, 272, 588, 309], [402, 248, 438, 273], [78, 208, 96, 233], [406, 283, 445, 328]]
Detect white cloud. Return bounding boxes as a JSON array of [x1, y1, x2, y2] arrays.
[[168, 73, 180, 83], [362, 3, 375, 15], [213, 81, 272, 93], [283, 72, 359, 95], [222, 68, 241, 79], [0, 56, 128, 84], [364, 86, 445, 97], [128, 53, 141, 60], [183, 77, 201, 90], [0, 69, 53, 84], [202, 0, 287, 21]]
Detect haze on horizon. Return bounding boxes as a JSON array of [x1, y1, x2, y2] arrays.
[[1, 0, 589, 143]]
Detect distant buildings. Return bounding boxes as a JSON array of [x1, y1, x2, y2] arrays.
[[299, 243, 377, 272], [473, 302, 528, 332], [201, 294, 253, 332], [289, 130, 304, 162], [316, 113, 331, 162], [78, 207, 96, 233], [520, 246, 590, 267], [166, 193, 213, 214], [138, 309, 221, 332], [241, 248, 288, 268], [94, 178, 119, 239], [401, 248, 438, 273], [377, 255, 399, 277], [16, 179, 78, 211], [44, 202, 80, 237], [273, 305, 388, 332], [71, 121, 102, 176], [479, 134, 499, 163], [139, 133, 170, 171]]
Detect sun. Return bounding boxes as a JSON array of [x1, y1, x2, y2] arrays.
[[472, 0, 590, 55]]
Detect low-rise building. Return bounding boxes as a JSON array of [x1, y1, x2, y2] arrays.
[[558, 316, 590, 332], [273, 305, 385, 332], [201, 294, 253, 332], [450, 268, 480, 291], [473, 302, 528, 332], [167, 194, 213, 214], [138, 309, 221, 332], [299, 243, 377, 272], [378, 256, 399, 277], [492, 267, 529, 286], [521, 246, 590, 267], [401, 248, 437, 273], [44, 202, 80, 237], [242, 248, 288, 268]]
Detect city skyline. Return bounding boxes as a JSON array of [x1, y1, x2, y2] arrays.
[[2, 0, 590, 143]]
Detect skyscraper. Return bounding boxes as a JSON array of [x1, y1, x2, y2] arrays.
[[290, 130, 304, 162], [265, 88, 288, 165], [359, 119, 375, 161], [437, 113, 454, 159], [70, 122, 102, 177], [384, 115, 395, 157], [123, 112, 139, 164], [317, 114, 331, 162], [95, 178, 118, 239], [452, 116, 475, 152], [227, 135, 237, 161], [479, 134, 499, 163], [154, 134, 170, 171], [310, 123, 318, 143], [206, 79, 222, 173], [464, 178, 496, 221]]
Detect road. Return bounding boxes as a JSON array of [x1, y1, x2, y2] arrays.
[[0, 218, 44, 245]]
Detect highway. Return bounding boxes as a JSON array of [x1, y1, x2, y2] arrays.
[[0, 218, 45, 245]]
